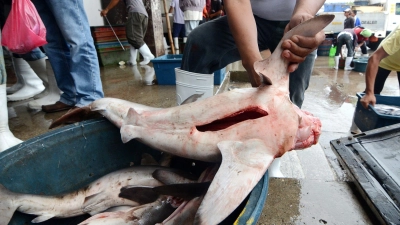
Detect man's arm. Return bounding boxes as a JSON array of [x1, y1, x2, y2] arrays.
[[100, 0, 120, 17], [224, 0, 262, 87], [282, 0, 326, 72], [360, 47, 389, 109]]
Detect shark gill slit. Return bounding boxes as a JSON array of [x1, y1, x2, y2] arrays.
[[196, 107, 268, 132]]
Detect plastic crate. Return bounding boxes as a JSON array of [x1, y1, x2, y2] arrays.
[[152, 54, 183, 85], [354, 92, 400, 131], [152, 54, 226, 85]]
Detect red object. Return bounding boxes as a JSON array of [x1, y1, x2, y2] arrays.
[[1, 0, 47, 54]]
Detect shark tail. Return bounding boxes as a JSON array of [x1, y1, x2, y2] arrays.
[[0, 184, 18, 225], [49, 106, 101, 129]]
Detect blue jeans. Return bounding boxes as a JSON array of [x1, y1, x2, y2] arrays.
[[32, 0, 104, 107], [181, 15, 315, 108], [13, 47, 46, 61]]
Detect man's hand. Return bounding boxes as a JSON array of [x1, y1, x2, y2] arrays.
[[360, 93, 376, 109], [100, 9, 108, 17], [281, 13, 325, 72]]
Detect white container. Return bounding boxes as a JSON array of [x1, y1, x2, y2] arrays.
[[175, 68, 214, 87], [176, 81, 214, 105]]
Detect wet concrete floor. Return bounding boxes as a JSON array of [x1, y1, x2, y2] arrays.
[[5, 53, 400, 224]]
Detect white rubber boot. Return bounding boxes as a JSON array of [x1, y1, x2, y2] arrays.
[[344, 57, 354, 71], [26, 58, 47, 100], [141, 65, 155, 85], [138, 44, 155, 65], [174, 37, 179, 50], [334, 56, 340, 70], [7, 58, 45, 101], [6, 57, 26, 94], [268, 158, 284, 178], [131, 65, 142, 81], [28, 59, 61, 110], [163, 37, 170, 49], [0, 84, 23, 152], [128, 46, 138, 66]]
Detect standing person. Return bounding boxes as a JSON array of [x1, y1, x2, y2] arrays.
[[359, 25, 400, 109], [350, 24, 400, 134], [0, 29, 22, 152], [101, 0, 155, 66], [334, 27, 371, 70], [169, 0, 187, 51], [352, 9, 361, 27], [354, 27, 371, 57], [32, 0, 104, 113], [180, 0, 206, 36], [343, 8, 355, 29], [180, 0, 326, 177]]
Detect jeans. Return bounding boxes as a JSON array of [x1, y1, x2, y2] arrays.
[[336, 33, 354, 57], [32, 0, 104, 107], [181, 15, 315, 108], [13, 47, 46, 61]]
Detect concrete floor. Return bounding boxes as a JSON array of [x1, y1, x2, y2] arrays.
[[5, 53, 400, 224]]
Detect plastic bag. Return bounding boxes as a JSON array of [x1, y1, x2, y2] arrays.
[[1, 0, 47, 54], [329, 45, 336, 57]]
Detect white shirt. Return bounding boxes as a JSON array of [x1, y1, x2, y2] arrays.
[[250, 0, 296, 21]]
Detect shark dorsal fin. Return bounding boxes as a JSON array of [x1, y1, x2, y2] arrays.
[[254, 14, 335, 85]]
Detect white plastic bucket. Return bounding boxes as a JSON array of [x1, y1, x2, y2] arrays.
[[176, 81, 213, 105], [175, 68, 214, 87]]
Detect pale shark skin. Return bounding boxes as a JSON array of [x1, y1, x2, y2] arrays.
[[118, 16, 334, 163], [0, 166, 168, 225]]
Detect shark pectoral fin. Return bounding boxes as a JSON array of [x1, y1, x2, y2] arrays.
[[82, 191, 106, 215], [120, 125, 139, 143], [194, 139, 274, 225], [31, 215, 55, 223], [49, 106, 95, 129], [0, 184, 18, 225], [119, 186, 160, 205]]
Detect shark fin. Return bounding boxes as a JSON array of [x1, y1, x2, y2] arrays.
[[120, 125, 139, 143], [31, 215, 56, 223], [0, 184, 18, 225], [82, 191, 107, 215], [119, 185, 160, 205], [194, 139, 274, 225], [152, 169, 198, 185], [123, 107, 140, 126], [254, 14, 335, 85], [49, 106, 100, 129]]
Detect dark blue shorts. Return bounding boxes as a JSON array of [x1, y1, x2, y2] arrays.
[[172, 23, 186, 38]]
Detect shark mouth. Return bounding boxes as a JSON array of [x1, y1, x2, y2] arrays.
[[196, 107, 268, 132]]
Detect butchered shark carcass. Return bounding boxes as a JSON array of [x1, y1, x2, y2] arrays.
[[50, 15, 333, 225]]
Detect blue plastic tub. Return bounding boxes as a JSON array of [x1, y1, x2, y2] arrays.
[[152, 54, 226, 85], [352, 58, 368, 72], [0, 118, 269, 225], [354, 93, 400, 132]]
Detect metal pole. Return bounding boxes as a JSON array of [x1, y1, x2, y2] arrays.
[[100, 10, 125, 51]]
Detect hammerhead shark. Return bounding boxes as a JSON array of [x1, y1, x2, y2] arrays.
[[50, 15, 334, 225]]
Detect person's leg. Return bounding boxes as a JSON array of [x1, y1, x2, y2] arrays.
[[334, 36, 344, 69], [374, 67, 392, 94], [0, 30, 22, 151], [344, 36, 354, 70], [289, 51, 316, 108], [33, 0, 104, 107]]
